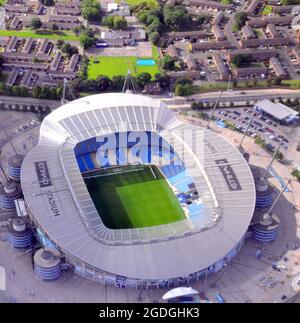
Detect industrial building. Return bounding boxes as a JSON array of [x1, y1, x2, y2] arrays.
[[255, 99, 299, 124]]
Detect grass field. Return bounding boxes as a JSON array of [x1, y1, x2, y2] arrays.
[[84, 165, 185, 229], [123, 0, 158, 7], [261, 5, 273, 15], [0, 29, 79, 41], [88, 55, 160, 79]]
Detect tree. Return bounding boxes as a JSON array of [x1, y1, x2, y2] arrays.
[[113, 16, 127, 30], [155, 74, 170, 88], [273, 77, 282, 86], [231, 54, 252, 67], [175, 84, 192, 96], [29, 18, 42, 30], [234, 11, 248, 30], [50, 23, 59, 32], [81, 0, 101, 21], [191, 101, 204, 110], [136, 72, 152, 88], [79, 31, 96, 49], [32, 85, 42, 98], [74, 25, 86, 36], [147, 17, 163, 33], [149, 31, 160, 45], [56, 40, 64, 48], [96, 75, 111, 92], [111, 75, 125, 91], [196, 15, 209, 26], [61, 42, 78, 57], [12, 86, 29, 97], [163, 5, 191, 31], [161, 55, 177, 71], [102, 15, 115, 28]]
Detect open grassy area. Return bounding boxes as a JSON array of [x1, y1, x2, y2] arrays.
[[0, 29, 79, 41], [261, 5, 273, 15], [85, 165, 185, 229], [124, 0, 158, 7], [221, 0, 232, 4], [282, 80, 300, 89], [88, 55, 160, 79], [194, 79, 300, 93], [254, 28, 264, 37]]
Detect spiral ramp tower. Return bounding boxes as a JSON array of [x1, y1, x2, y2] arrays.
[[7, 217, 33, 248], [252, 212, 280, 243], [0, 181, 22, 209], [8, 154, 24, 182], [34, 248, 62, 281], [251, 166, 273, 209]]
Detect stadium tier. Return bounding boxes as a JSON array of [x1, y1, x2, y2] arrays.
[[21, 93, 256, 289]]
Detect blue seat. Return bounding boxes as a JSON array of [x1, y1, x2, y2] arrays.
[[83, 154, 95, 170], [76, 156, 87, 172]]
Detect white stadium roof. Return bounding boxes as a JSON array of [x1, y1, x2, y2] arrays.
[[21, 93, 255, 281]]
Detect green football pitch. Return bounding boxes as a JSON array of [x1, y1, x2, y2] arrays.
[[84, 165, 185, 229]]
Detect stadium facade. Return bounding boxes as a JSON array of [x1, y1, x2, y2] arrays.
[[21, 93, 256, 289]]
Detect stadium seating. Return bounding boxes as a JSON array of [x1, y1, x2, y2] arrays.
[[83, 154, 95, 171], [76, 156, 87, 173]]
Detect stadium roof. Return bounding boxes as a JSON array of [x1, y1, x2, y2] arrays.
[[255, 99, 299, 121], [21, 93, 256, 281]]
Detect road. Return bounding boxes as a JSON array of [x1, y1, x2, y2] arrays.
[[162, 88, 300, 105]]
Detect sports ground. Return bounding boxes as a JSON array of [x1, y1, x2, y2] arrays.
[[84, 165, 185, 229]]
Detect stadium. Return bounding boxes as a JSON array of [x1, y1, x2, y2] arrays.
[[21, 93, 256, 289]]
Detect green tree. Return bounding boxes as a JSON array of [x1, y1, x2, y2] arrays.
[[231, 54, 252, 67], [32, 85, 42, 98], [196, 15, 210, 26], [102, 15, 115, 28], [234, 11, 248, 30], [50, 23, 59, 32], [111, 75, 126, 91], [96, 75, 111, 92], [136, 72, 152, 88], [161, 55, 177, 71], [149, 31, 160, 44], [61, 42, 78, 57], [79, 31, 96, 49], [163, 5, 191, 31], [29, 18, 42, 30], [81, 0, 101, 21], [175, 84, 192, 96], [155, 74, 170, 88], [113, 16, 127, 30], [56, 40, 64, 48]]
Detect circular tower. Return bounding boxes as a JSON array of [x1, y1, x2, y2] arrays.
[[7, 218, 33, 248], [252, 212, 280, 243], [34, 248, 62, 281], [8, 154, 24, 182], [0, 181, 22, 209], [251, 167, 273, 209]]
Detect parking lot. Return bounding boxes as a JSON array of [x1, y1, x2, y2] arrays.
[[0, 111, 40, 167], [197, 106, 295, 155]]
